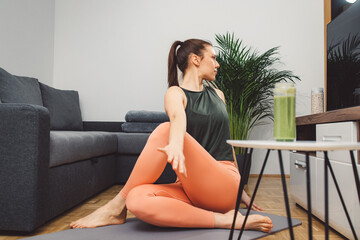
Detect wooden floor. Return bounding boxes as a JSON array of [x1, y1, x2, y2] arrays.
[[0, 176, 346, 240]]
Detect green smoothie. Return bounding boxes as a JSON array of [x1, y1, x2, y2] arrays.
[[273, 95, 296, 141]]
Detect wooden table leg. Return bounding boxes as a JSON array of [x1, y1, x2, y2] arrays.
[[235, 149, 271, 240], [324, 151, 329, 240], [229, 148, 251, 239], [278, 150, 295, 240], [349, 151, 360, 204], [305, 152, 313, 240]]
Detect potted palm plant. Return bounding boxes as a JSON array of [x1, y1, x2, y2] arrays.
[[209, 33, 300, 183]]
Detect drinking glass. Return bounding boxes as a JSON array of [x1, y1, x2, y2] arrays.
[[273, 83, 296, 141]]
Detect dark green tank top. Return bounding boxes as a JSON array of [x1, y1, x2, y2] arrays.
[[181, 86, 233, 161]]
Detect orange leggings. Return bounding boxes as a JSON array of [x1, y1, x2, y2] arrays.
[[120, 122, 240, 228]]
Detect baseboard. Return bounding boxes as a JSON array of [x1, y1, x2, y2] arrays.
[[249, 174, 290, 178]]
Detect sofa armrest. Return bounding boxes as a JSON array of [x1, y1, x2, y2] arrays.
[[0, 103, 50, 231], [83, 121, 124, 132]]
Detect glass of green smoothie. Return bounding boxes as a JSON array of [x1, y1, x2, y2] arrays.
[[273, 83, 296, 141]]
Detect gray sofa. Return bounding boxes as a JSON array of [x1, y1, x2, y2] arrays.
[[0, 68, 175, 232]]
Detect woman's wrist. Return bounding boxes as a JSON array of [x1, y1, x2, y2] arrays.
[[168, 142, 183, 151]]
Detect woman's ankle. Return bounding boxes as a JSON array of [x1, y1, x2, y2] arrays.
[[214, 212, 232, 229], [105, 194, 126, 216]]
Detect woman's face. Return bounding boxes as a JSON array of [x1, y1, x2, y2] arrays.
[[198, 45, 220, 81]]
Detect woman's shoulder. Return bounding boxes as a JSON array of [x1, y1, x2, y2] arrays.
[[167, 85, 184, 94], [164, 86, 187, 110], [165, 86, 186, 99], [207, 86, 225, 103]]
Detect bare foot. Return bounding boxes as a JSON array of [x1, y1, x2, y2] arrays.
[[70, 195, 127, 228], [214, 210, 273, 233], [241, 190, 264, 211]]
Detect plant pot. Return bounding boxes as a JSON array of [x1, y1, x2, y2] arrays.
[[236, 154, 251, 184]]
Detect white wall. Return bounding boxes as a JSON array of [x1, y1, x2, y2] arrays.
[[0, 0, 55, 85], [53, 0, 325, 174], [247, 0, 325, 175]]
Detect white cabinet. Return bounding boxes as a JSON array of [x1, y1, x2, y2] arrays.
[[316, 121, 358, 164], [289, 152, 317, 209], [290, 152, 360, 240], [315, 158, 360, 239]]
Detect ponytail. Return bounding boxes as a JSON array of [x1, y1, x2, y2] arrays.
[[168, 41, 182, 87], [167, 39, 212, 88]]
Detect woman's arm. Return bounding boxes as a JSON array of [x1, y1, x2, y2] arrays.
[[158, 86, 188, 177]]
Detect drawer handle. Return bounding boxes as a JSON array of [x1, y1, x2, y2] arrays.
[[295, 161, 306, 168], [322, 135, 342, 142]]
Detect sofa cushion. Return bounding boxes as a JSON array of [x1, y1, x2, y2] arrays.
[[125, 110, 169, 122], [40, 83, 83, 130], [115, 132, 150, 154], [49, 131, 118, 167], [0, 67, 43, 105], [121, 122, 161, 133]]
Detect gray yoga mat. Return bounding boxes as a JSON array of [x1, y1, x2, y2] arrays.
[[22, 209, 301, 240]]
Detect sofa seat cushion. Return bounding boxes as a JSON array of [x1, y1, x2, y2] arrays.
[[49, 131, 118, 168], [115, 132, 150, 154]]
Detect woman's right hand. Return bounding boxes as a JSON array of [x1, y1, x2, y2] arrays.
[[158, 144, 187, 178]]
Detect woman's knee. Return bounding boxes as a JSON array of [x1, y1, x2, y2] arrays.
[[125, 185, 154, 217], [148, 122, 170, 141]]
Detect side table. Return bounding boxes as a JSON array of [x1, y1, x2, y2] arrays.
[[227, 140, 360, 240]]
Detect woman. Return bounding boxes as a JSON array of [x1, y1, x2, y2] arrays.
[[70, 39, 273, 232]]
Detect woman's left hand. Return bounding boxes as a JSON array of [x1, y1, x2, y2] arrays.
[[158, 144, 187, 178]]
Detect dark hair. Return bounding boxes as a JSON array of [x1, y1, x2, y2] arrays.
[[167, 39, 212, 87]]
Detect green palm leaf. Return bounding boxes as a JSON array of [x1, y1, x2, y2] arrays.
[[210, 32, 300, 154]]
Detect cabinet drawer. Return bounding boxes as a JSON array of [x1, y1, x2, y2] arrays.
[[289, 152, 316, 209], [316, 121, 358, 164], [315, 158, 360, 239]]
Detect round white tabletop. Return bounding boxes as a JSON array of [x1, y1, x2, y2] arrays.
[[227, 140, 360, 151]]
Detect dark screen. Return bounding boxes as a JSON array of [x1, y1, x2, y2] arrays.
[[327, 0, 360, 111]]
